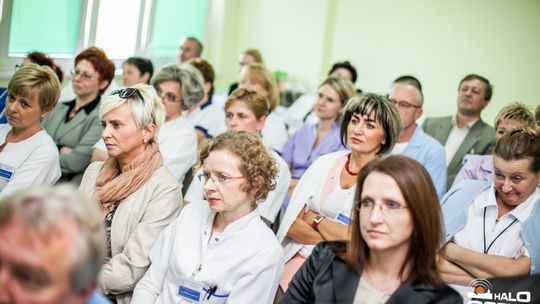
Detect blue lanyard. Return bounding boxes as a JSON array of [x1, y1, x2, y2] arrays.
[[483, 207, 517, 254]]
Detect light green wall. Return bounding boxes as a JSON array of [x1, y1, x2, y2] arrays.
[[208, 0, 540, 125]]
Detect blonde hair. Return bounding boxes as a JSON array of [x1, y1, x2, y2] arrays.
[[99, 84, 165, 142], [7, 63, 60, 111], [225, 88, 270, 120], [241, 63, 279, 111], [243, 49, 264, 64], [494, 102, 535, 129]]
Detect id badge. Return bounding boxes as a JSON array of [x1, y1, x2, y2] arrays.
[[178, 279, 205, 303], [0, 164, 15, 192], [334, 201, 353, 225]]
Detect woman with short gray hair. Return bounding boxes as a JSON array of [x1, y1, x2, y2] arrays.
[[79, 84, 182, 303]]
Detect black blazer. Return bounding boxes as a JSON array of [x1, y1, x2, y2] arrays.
[[280, 241, 462, 304]]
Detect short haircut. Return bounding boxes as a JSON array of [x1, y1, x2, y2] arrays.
[[26, 51, 64, 83], [0, 185, 106, 293], [243, 49, 264, 64], [124, 57, 154, 83], [346, 156, 444, 287], [189, 58, 215, 99], [494, 102, 535, 129], [459, 74, 493, 101], [185, 37, 203, 56], [151, 63, 205, 110], [8, 63, 61, 111], [340, 93, 400, 155], [198, 130, 277, 205], [393, 75, 422, 92], [225, 88, 270, 120], [75, 47, 115, 94], [100, 84, 166, 143], [328, 61, 358, 84], [319, 76, 356, 105], [494, 126, 540, 173], [241, 63, 279, 111]]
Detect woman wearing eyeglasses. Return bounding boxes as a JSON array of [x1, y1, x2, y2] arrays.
[[281, 156, 461, 303], [185, 88, 290, 225], [92, 63, 204, 186], [42, 47, 115, 185], [0, 64, 61, 198], [133, 131, 284, 304], [277, 93, 400, 291], [79, 84, 182, 304]]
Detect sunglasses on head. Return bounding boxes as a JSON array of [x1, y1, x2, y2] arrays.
[[110, 88, 144, 102]]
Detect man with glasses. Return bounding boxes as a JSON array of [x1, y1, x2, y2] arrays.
[[178, 37, 203, 64], [389, 76, 446, 198]]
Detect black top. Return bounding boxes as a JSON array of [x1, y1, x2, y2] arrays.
[[280, 241, 462, 304], [64, 95, 101, 123]]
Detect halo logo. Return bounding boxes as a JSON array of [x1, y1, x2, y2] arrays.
[[467, 278, 531, 304]]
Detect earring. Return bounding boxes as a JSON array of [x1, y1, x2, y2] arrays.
[[143, 138, 149, 144]]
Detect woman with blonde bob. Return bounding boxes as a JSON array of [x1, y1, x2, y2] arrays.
[[239, 63, 289, 153], [0, 64, 61, 198], [281, 156, 460, 303], [79, 84, 182, 303], [133, 131, 284, 304]]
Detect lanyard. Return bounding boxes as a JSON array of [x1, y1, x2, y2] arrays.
[[483, 207, 517, 254]]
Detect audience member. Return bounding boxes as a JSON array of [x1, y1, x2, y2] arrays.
[[0, 185, 109, 304], [239, 63, 289, 153], [79, 84, 183, 303], [132, 131, 284, 304], [535, 104, 540, 126], [422, 74, 495, 190], [92, 64, 203, 185], [453, 102, 535, 186], [328, 60, 358, 84], [185, 58, 226, 149], [0, 64, 61, 198], [228, 48, 265, 95], [389, 76, 447, 198], [277, 93, 400, 290], [282, 77, 355, 198], [185, 88, 290, 225], [41, 47, 115, 185], [281, 156, 460, 303], [178, 36, 203, 63], [439, 127, 540, 293], [122, 57, 153, 87]]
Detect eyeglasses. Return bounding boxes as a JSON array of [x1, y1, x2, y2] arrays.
[[155, 87, 180, 103], [355, 199, 408, 216], [391, 99, 421, 109], [110, 88, 144, 102], [71, 69, 97, 82], [197, 172, 244, 185]]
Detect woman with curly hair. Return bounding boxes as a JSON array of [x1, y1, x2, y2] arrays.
[[133, 130, 284, 304]]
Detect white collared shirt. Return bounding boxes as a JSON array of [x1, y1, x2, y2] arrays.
[[445, 116, 478, 165], [453, 184, 540, 258], [132, 200, 284, 304]]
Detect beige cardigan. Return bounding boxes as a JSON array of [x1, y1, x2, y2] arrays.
[[79, 161, 183, 304]]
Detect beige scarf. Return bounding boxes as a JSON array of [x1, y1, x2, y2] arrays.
[[94, 142, 163, 214]]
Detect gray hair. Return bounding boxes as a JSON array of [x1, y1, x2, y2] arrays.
[[151, 63, 205, 110], [0, 186, 106, 293], [100, 84, 166, 143]]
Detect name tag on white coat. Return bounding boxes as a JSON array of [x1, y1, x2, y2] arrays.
[[335, 203, 353, 225], [178, 279, 229, 304], [0, 164, 15, 192]]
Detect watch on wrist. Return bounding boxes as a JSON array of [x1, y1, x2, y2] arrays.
[[311, 215, 324, 231]]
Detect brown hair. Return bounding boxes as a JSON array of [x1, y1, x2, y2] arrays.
[[243, 49, 264, 64], [225, 88, 270, 120], [75, 47, 115, 94], [458, 74, 493, 101], [346, 156, 443, 286], [494, 126, 540, 173], [241, 63, 279, 111], [198, 131, 277, 205]]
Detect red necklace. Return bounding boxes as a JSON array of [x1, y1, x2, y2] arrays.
[[344, 154, 358, 176]]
